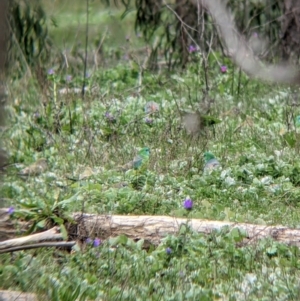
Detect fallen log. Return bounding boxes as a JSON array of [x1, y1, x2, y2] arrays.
[[0, 290, 38, 301], [73, 213, 300, 247], [2, 210, 300, 251], [0, 227, 63, 250], [0, 241, 75, 254]]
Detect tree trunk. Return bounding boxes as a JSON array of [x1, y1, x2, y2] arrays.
[[281, 0, 300, 60], [0, 0, 8, 168]]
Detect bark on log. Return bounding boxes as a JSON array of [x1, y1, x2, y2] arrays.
[[0, 290, 38, 301], [0, 242, 75, 254], [3, 210, 300, 249], [0, 226, 62, 250], [73, 213, 300, 247]]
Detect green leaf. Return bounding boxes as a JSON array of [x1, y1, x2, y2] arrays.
[[267, 245, 277, 256], [36, 219, 46, 228], [283, 132, 296, 147], [109, 235, 128, 246], [229, 228, 245, 242], [136, 239, 144, 250], [52, 216, 64, 225], [60, 224, 68, 240], [70, 284, 81, 300]]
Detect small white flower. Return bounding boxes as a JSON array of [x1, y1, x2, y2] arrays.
[[260, 176, 272, 185], [224, 176, 236, 186]]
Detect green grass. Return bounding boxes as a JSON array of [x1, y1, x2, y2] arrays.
[[43, 0, 144, 55], [2, 2, 300, 300]]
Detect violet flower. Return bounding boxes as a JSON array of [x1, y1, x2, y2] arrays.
[[220, 65, 227, 73], [183, 198, 193, 210]]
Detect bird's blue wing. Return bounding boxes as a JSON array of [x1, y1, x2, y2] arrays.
[[204, 158, 221, 171], [133, 155, 143, 169]]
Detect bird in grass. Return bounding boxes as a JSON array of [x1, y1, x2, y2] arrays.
[[120, 147, 150, 171], [18, 158, 48, 177], [203, 152, 221, 172]]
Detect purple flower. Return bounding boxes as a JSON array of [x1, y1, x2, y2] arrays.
[[33, 111, 41, 119], [66, 75, 72, 82], [188, 45, 197, 53], [105, 112, 116, 122], [86, 238, 92, 244], [183, 198, 193, 210], [145, 118, 153, 125], [220, 65, 227, 73], [47, 68, 55, 75], [93, 238, 101, 247], [7, 207, 14, 215], [166, 247, 172, 254], [253, 32, 258, 38]]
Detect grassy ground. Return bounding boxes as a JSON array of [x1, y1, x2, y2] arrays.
[[2, 2, 300, 300], [43, 0, 144, 63]]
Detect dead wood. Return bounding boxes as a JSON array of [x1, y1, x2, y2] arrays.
[[2, 210, 300, 251], [0, 241, 75, 254], [73, 213, 300, 247], [0, 290, 38, 301], [0, 226, 63, 250]]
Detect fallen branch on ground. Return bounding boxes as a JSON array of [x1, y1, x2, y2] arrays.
[[73, 213, 300, 247], [0, 241, 75, 254], [0, 226, 63, 250], [0, 290, 38, 301], [2, 211, 300, 252]]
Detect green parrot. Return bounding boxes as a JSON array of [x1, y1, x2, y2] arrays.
[[120, 147, 150, 171], [203, 152, 221, 172]]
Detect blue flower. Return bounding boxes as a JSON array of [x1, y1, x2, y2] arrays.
[[33, 111, 41, 119], [47, 68, 55, 75], [7, 207, 14, 215], [166, 247, 172, 254], [66, 75, 72, 82], [105, 112, 116, 122], [145, 118, 153, 125], [188, 45, 197, 53], [183, 198, 193, 210], [93, 238, 101, 247], [86, 238, 92, 244]]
